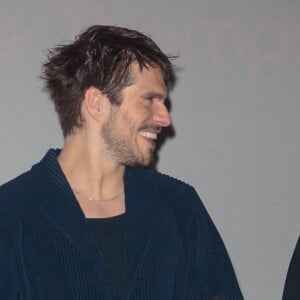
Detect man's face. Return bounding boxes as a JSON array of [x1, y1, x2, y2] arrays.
[[102, 63, 171, 167]]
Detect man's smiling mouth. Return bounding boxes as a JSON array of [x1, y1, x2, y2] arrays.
[[139, 131, 158, 140]]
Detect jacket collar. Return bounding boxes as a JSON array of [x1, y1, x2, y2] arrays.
[[30, 149, 158, 299]]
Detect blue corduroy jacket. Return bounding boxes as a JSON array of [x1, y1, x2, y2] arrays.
[[0, 149, 243, 299]]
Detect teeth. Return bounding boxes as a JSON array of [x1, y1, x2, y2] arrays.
[[139, 131, 157, 140]]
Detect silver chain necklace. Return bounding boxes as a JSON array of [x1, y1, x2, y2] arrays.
[[72, 188, 124, 202]]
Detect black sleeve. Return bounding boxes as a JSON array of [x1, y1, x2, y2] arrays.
[[186, 187, 243, 299], [283, 236, 300, 300], [0, 216, 19, 299]]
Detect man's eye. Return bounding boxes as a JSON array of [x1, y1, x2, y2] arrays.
[[145, 97, 154, 101]]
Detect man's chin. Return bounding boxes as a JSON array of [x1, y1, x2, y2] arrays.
[[124, 152, 154, 168]]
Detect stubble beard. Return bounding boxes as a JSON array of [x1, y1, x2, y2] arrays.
[[102, 109, 153, 167]]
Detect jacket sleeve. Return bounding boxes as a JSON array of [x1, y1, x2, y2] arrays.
[[282, 236, 300, 299], [186, 187, 243, 300], [0, 214, 19, 299]]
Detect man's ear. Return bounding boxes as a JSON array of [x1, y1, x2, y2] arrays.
[[83, 87, 109, 120]]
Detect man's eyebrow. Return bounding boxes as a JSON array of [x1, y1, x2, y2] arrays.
[[141, 92, 167, 100]]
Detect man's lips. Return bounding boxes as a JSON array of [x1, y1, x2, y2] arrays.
[[139, 129, 160, 149], [139, 131, 158, 140], [138, 126, 161, 136]]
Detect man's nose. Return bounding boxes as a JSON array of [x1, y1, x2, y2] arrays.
[[152, 103, 172, 127]]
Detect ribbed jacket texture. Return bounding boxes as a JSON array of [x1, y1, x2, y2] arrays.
[[0, 149, 243, 299]]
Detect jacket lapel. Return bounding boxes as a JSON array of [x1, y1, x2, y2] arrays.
[[122, 167, 158, 299], [30, 149, 114, 295]]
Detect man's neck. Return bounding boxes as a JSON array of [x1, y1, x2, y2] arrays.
[[57, 133, 126, 218]]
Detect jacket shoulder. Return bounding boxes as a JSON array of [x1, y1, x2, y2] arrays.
[[0, 170, 33, 214], [130, 166, 200, 211], [131, 166, 196, 192]]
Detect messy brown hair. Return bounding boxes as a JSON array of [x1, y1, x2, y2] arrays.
[[42, 25, 176, 137]]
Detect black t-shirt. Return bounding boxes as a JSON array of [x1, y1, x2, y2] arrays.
[[87, 214, 125, 298]]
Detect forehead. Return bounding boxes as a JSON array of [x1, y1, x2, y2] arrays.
[[128, 63, 167, 95]]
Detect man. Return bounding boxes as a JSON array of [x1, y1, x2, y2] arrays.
[[0, 25, 243, 299]]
